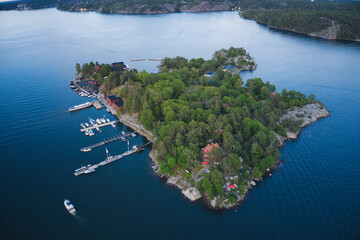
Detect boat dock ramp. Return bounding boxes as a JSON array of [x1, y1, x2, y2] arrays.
[[80, 132, 136, 152], [80, 120, 119, 132], [75, 142, 151, 176]]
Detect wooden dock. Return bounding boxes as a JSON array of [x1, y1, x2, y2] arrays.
[[93, 101, 102, 110], [80, 132, 136, 152], [131, 59, 146, 62], [80, 120, 119, 132]]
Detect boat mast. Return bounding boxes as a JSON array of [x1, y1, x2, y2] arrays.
[[106, 148, 109, 159]]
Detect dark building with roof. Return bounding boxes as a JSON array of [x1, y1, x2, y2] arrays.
[[111, 62, 127, 71], [106, 95, 121, 105]]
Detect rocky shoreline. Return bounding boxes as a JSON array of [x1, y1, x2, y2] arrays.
[[62, 1, 235, 15], [149, 102, 330, 209]]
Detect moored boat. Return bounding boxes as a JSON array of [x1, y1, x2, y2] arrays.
[[68, 102, 92, 112], [89, 118, 96, 126]]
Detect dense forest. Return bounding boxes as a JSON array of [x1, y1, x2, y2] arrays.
[[76, 47, 319, 206], [240, 0, 360, 40]]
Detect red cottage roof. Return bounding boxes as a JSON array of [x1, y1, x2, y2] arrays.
[[269, 92, 278, 99], [203, 161, 209, 165], [229, 184, 235, 189]]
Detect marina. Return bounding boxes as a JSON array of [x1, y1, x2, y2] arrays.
[[75, 143, 150, 176], [80, 132, 136, 152]]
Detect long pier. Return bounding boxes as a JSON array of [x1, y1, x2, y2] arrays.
[[74, 142, 151, 176], [80, 120, 119, 132], [80, 132, 136, 152]]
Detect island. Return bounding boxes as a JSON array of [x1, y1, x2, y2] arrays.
[[74, 47, 329, 209]]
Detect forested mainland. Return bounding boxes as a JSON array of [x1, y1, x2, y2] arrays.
[[76, 47, 327, 208], [239, 0, 360, 41]]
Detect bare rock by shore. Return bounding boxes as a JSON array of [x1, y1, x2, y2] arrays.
[[166, 175, 202, 201], [278, 102, 330, 145]]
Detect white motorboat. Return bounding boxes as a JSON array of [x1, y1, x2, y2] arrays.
[[64, 199, 76, 215], [68, 102, 92, 112]]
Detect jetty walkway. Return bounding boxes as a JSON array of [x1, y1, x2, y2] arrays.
[[80, 120, 119, 132], [75, 142, 151, 176], [80, 132, 136, 152]]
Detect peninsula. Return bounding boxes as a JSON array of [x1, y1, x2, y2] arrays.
[[75, 47, 329, 209], [239, 0, 360, 41]]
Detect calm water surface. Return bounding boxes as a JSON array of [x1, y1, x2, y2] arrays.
[[0, 8, 359, 240]]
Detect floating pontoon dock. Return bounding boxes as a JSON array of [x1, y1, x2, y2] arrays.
[[80, 132, 136, 152], [75, 142, 151, 176], [80, 120, 119, 132]]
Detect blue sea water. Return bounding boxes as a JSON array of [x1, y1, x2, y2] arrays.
[[0, 8, 359, 240]]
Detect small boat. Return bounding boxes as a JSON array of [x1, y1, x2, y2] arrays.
[[85, 130, 89, 136], [100, 118, 106, 124], [131, 132, 136, 138], [80, 123, 86, 128], [121, 131, 125, 136], [106, 119, 110, 123], [111, 123, 116, 128], [84, 168, 95, 174], [89, 130, 94, 136], [64, 199, 76, 215], [85, 122, 90, 127], [106, 108, 110, 112], [82, 147, 91, 152], [96, 119, 102, 125], [96, 127, 101, 132], [89, 118, 96, 126]]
